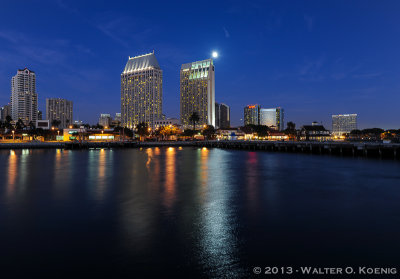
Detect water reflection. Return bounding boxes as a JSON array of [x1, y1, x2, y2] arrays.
[[19, 149, 30, 191], [53, 149, 72, 199], [246, 152, 259, 213], [163, 147, 176, 210], [197, 149, 244, 278], [2, 148, 397, 277], [87, 149, 112, 201], [145, 148, 153, 168], [200, 147, 209, 188], [7, 150, 17, 197]]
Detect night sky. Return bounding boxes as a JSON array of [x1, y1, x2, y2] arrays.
[[0, 0, 399, 129]]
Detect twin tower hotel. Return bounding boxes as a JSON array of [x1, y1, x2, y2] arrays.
[[121, 51, 215, 129]]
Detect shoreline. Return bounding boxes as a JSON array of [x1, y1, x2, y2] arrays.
[[0, 140, 399, 160]]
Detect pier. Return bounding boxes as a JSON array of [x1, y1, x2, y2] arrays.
[[1, 140, 399, 160]]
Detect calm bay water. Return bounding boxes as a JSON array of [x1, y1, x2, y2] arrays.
[[1, 147, 400, 278]]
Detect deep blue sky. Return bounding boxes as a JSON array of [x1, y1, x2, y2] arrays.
[[0, 0, 399, 129]]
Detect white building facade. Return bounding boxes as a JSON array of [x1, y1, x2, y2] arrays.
[[11, 68, 38, 125]]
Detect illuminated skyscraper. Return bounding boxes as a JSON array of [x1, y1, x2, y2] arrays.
[[46, 98, 73, 128], [11, 68, 38, 124], [244, 105, 260, 126], [121, 52, 163, 129], [260, 107, 284, 130], [180, 59, 215, 128], [332, 114, 357, 136]]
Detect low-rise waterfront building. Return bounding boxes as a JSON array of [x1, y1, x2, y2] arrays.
[[300, 122, 331, 141], [216, 128, 245, 140], [267, 131, 288, 141], [153, 118, 180, 129], [35, 120, 50, 130]]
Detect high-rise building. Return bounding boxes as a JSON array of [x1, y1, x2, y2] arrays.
[[215, 102, 230, 129], [0, 104, 11, 121], [46, 98, 73, 128], [11, 68, 38, 125], [244, 105, 260, 126], [260, 107, 284, 130], [332, 114, 357, 136], [99, 114, 112, 128], [38, 110, 43, 120], [121, 52, 163, 129], [180, 59, 215, 128]]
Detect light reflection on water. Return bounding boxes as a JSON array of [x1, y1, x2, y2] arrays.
[[87, 149, 113, 201], [164, 147, 176, 210], [7, 150, 17, 197], [1, 148, 400, 278]]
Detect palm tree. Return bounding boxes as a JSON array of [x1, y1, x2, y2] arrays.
[[136, 122, 150, 141], [284, 121, 297, 141], [5, 116, 13, 131], [28, 121, 35, 130], [16, 119, 25, 130], [202, 125, 216, 140], [189, 112, 200, 131]]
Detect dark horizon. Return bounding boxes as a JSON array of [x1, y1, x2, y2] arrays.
[[1, 0, 400, 129]]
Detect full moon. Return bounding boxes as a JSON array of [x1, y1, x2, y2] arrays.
[[212, 51, 218, 58]]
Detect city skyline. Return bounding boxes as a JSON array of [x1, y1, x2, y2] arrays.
[[0, 1, 400, 128]]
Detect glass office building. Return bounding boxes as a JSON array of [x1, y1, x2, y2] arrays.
[[260, 107, 284, 131]]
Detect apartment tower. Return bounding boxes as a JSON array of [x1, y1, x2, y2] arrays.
[[11, 68, 38, 124], [46, 98, 73, 128]]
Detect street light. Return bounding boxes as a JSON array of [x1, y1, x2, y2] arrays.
[[57, 130, 60, 141], [12, 130, 15, 142]]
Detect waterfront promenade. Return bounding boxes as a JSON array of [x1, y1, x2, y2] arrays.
[[1, 140, 399, 159]]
